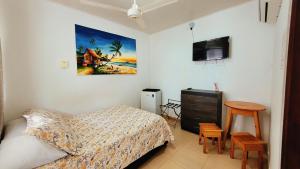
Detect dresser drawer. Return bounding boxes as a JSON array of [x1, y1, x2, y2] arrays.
[[181, 107, 217, 118]]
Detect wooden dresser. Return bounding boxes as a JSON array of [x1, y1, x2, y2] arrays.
[[181, 89, 222, 134]]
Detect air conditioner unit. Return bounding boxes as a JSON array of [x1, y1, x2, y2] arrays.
[[259, 0, 282, 24]]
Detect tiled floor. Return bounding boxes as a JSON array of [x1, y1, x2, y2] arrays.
[[140, 120, 266, 169]]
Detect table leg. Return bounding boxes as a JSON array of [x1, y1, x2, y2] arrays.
[[242, 150, 247, 169], [258, 150, 264, 169], [223, 108, 233, 149], [253, 111, 262, 139], [230, 139, 234, 158]]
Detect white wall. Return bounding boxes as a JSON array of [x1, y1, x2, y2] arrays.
[[0, 0, 3, 30], [150, 1, 275, 141], [0, 0, 3, 136], [269, 0, 292, 168], [0, 0, 3, 37], [1, 0, 150, 121], [0, 0, 4, 46]]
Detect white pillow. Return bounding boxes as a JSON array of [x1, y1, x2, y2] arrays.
[[0, 118, 67, 169]]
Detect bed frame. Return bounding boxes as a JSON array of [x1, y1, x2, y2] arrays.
[[126, 142, 168, 169]]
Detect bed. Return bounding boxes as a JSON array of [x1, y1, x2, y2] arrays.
[[0, 105, 174, 169]]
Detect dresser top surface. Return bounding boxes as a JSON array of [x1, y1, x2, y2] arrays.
[[181, 89, 222, 95], [225, 101, 266, 111]]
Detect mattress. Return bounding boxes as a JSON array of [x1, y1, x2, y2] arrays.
[[27, 105, 174, 169]]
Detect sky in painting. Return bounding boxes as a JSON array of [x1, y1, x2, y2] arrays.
[[75, 25, 136, 57]]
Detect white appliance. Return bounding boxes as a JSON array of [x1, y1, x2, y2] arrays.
[[141, 89, 162, 114]]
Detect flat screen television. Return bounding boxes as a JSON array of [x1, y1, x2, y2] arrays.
[[193, 36, 230, 61]]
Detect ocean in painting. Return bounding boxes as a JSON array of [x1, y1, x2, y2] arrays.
[[110, 62, 137, 68], [75, 25, 137, 75]]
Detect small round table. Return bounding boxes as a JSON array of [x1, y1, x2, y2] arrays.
[[222, 101, 266, 149]]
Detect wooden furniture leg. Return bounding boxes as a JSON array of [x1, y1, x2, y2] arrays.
[[199, 130, 202, 144], [203, 137, 207, 153], [253, 111, 262, 139], [242, 150, 247, 169], [223, 108, 233, 149], [218, 136, 222, 153], [199, 123, 205, 145], [199, 135, 202, 144], [258, 151, 264, 169], [230, 139, 234, 159]]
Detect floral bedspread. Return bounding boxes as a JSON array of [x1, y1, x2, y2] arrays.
[[34, 105, 174, 169]]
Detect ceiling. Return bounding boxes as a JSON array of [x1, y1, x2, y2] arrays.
[[50, 0, 250, 34]]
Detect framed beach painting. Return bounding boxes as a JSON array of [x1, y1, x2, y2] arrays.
[[75, 25, 137, 75]]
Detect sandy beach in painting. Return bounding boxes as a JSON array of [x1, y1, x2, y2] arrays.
[[77, 57, 137, 75], [78, 64, 136, 75]]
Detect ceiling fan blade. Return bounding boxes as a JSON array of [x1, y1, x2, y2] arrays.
[[142, 0, 179, 13], [80, 0, 127, 13], [135, 18, 147, 29]]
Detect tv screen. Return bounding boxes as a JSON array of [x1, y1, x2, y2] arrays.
[[193, 36, 229, 61]]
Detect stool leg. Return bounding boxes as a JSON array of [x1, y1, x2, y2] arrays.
[[199, 128, 202, 145], [199, 134, 203, 145], [242, 151, 247, 169], [258, 151, 264, 169], [230, 140, 234, 159], [199, 126, 202, 145], [218, 136, 222, 154], [203, 137, 207, 154]]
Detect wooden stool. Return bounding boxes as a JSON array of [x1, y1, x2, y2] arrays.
[[230, 132, 266, 169], [199, 123, 223, 154]]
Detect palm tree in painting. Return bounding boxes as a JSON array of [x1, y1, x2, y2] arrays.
[[103, 54, 109, 61], [109, 40, 122, 60], [78, 45, 84, 54], [95, 47, 102, 56]]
